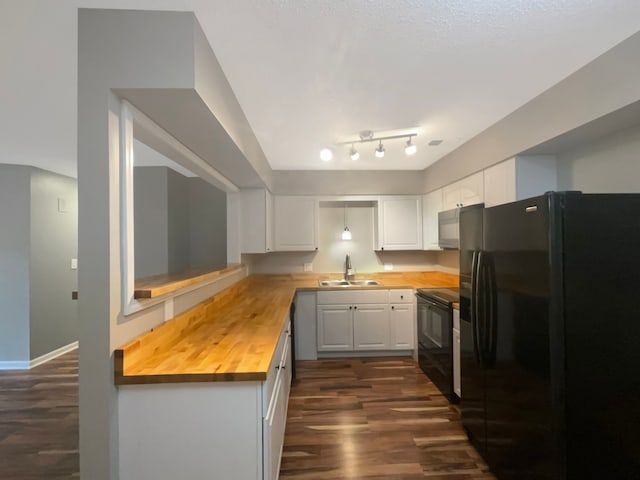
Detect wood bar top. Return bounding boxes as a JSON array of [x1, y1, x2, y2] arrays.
[[133, 264, 243, 299], [114, 271, 458, 385]]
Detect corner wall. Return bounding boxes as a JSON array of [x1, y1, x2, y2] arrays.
[[557, 122, 640, 193], [424, 30, 640, 193]]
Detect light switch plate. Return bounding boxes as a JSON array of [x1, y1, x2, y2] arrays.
[[71, 258, 78, 270], [303, 262, 313, 272]]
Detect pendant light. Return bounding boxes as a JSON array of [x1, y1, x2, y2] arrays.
[[375, 140, 385, 158], [341, 204, 352, 240]]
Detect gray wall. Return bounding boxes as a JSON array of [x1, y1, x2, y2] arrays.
[[29, 168, 78, 359], [272, 170, 426, 195], [167, 169, 190, 273], [134, 166, 227, 279], [0, 165, 78, 363], [557, 122, 640, 193], [188, 177, 227, 270], [134, 167, 169, 278], [0, 165, 31, 362]]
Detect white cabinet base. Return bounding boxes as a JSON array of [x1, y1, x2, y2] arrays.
[[119, 383, 263, 480]]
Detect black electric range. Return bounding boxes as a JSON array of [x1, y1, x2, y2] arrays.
[[415, 287, 459, 401]]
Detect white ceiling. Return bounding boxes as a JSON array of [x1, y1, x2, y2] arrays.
[[189, 0, 640, 171], [2, 0, 640, 178]]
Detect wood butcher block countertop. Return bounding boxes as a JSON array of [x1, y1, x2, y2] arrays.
[[114, 271, 458, 385]]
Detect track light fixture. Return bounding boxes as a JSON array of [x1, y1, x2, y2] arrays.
[[404, 137, 417, 155], [320, 148, 333, 162], [322, 130, 418, 161], [349, 144, 360, 161]]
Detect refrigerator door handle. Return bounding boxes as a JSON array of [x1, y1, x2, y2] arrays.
[[473, 250, 483, 365], [486, 253, 498, 366]]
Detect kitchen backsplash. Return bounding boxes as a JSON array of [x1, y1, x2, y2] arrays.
[[243, 204, 459, 274]]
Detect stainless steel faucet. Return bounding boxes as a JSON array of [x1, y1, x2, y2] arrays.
[[345, 253, 354, 280]]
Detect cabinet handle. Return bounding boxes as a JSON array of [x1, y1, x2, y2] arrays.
[[349, 306, 352, 310], [400, 295, 404, 299], [391, 305, 395, 310], [315, 247, 318, 250], [354, 305, 358, 310]]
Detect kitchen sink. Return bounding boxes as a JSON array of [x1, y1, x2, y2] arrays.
[[319, 280, 350, 286], [319, 279, 380, 287], [347, 280, 380, 286]]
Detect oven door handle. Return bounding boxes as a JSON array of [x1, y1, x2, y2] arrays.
[[420, 297, 445, 309]]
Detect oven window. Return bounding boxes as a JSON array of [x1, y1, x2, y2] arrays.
[[418, 300, 450, 349]]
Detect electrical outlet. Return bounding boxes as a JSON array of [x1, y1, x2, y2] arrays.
[[71, 258, 78, 270], [303, 262, 313, 272], [384, 263, 394, 271]]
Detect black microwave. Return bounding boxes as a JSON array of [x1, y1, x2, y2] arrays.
[[438, 208, 460, 249]]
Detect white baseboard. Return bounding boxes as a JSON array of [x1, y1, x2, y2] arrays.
[[30, 341, 79, 368], [0, 341, 78, 370]]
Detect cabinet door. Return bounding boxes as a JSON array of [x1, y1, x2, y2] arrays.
[[377, 196, 422, 250], [353, 304, 390, 350], [483, 158, 516, 208], [273, 196, 318, 251], [442, 185, 461, 211], [317, 305, 353, 351], [442, 172, 484, 209], [458, 172, 484, 207], [390, 303, 414, 349], [240, 189, 273, 253], [422, 189, 443, 250]]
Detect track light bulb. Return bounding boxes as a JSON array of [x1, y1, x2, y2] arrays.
[[320, 148, 333, 162], [375, 141, 385, 158], [405, 137, 417, 155], [349, 145, 360, 161]]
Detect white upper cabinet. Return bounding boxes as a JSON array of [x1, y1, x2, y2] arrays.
[[240, 189, 273, 253], [422, 189, 443, 250], [483, 155, 557, 208], [442, 172, 484, 210], [375, 196, 423, 250], [273, 196, 319, 251]]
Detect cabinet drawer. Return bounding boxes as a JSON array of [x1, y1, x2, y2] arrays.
[[264, 319, 290, 414], [317, 289, 389, 305], [388, 289, 413, 304]]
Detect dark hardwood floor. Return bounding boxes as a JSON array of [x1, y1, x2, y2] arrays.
[[0, 350, 79, 480], [280, 357, 494, 479], [0, 352, 492, 479]]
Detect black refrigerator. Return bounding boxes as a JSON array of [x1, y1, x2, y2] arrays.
[[459, 192, 640, 480]]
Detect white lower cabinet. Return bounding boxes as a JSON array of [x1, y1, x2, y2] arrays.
[[390, 303, 414, 349], [118, 318, 292, 480], [264, 335, 292, 480], [316, 289, 415, 353], [353, 304, 390, 350], [317, 305, 353, 351]]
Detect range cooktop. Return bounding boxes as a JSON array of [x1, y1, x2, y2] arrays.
[[416, 287, 460, 305]]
